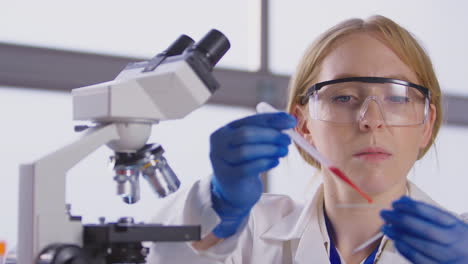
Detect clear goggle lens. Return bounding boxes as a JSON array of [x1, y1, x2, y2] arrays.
[[308, 81, 429, 126]]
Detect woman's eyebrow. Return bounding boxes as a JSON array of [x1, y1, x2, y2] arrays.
[[381, 74, 412, 82], [330, 73, 412, 82]]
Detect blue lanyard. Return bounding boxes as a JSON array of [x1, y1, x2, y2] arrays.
[[324, 211, 380, 264]]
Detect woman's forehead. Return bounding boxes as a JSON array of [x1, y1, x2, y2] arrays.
[[317, 33, 419, 84]]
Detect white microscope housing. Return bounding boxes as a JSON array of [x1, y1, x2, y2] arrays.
[[73, 54, 212, 123]]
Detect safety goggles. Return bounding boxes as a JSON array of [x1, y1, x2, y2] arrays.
[[299, 77, 431, 126]]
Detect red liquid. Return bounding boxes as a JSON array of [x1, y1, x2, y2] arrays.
[[329, 166, 373, 203]]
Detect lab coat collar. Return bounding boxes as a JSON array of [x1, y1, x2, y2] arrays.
[[260, 183, 330, 263], [260, 184, 322, 241], [407, 180, 439, 206]]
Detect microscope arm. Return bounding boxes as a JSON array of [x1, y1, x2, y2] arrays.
[[18, 123, 121, 264]]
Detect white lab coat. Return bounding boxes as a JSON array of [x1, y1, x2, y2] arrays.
[[147, 176, 465, 264]]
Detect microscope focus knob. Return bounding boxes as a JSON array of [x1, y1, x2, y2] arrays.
[[117, 217, 135, 224], [36, 244, 90, 264]]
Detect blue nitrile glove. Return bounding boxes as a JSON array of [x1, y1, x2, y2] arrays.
[[209, 112, 296, 238], [381, 196, 468, 264]]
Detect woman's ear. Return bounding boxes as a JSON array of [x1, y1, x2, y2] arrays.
[[292, 104, 314, 143]]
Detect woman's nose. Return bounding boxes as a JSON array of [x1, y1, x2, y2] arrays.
[[358, 97, 385, 130]]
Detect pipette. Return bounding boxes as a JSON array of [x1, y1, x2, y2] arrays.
[[256, 102, 372, 203]]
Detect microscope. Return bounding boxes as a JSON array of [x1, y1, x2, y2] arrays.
[[16, 29, 230, 264]]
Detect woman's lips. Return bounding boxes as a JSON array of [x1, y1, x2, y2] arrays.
[[353, 147, 392, 162]]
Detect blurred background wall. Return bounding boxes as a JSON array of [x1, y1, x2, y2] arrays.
[[1, 0, 468, 248]]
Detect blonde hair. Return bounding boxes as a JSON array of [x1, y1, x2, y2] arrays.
[[286, 15, 442, 168]]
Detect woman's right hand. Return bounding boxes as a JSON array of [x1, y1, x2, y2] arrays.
[[209, 112, 296, 238]]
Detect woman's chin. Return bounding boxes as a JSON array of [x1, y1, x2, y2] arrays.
[[357, 177, 405, 197]]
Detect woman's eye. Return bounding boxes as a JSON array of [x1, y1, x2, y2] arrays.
[[387, 96, 410, 103], [331, 95, 352, 103]]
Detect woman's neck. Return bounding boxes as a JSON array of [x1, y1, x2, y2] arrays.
[[322, 173, 407, 264]]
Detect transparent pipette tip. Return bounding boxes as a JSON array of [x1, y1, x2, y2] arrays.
[[352, 231, 384, 254]]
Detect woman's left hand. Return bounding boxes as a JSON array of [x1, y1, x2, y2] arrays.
[[381, 196, 468, 264]]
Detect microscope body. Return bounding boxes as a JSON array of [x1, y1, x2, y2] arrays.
[[16, 30, 230, 264], [73, 55, 215, 124]]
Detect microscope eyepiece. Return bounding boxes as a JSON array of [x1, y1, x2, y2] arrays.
[[164, 34, 195, 56], [192, 29, 230, 69], [143, 34, 195, 73]]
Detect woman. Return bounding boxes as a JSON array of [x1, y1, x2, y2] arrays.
[[148, 15, 468, 264]]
